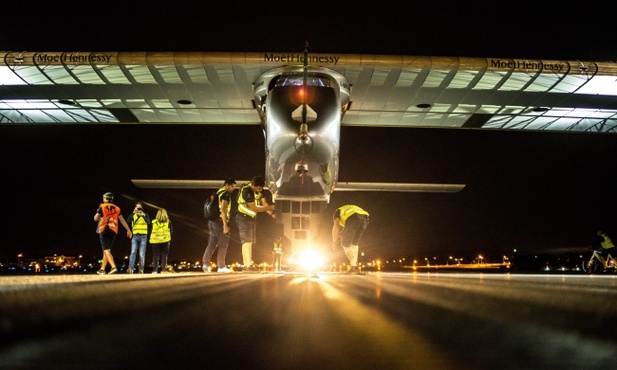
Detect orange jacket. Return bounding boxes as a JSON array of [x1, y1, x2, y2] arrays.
[[98, 202, 122, 234]]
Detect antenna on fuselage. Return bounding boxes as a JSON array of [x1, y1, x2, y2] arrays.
[[302, 41, 309, 125], [295, 41, 313, 155], [291, 41, 317, 126]]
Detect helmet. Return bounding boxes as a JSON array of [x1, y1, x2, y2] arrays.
[[103, 192, 114, 200]]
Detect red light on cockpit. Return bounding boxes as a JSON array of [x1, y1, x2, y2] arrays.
[[289, 86, 315, 106]]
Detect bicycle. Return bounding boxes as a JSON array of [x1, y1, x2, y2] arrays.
[[581, 249, 617, 273]]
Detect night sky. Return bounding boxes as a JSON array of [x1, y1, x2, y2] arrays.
[[2, 2, 617, 264]]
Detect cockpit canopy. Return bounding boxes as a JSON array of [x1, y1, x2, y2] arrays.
[[270, 73, 333, 90]]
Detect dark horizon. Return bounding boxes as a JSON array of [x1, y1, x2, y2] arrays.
[[2, 124, 616, 264]]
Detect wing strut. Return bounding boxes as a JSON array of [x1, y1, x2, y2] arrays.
[[131, 179, 465, 193]]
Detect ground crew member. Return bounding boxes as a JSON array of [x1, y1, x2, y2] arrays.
[[236, 175, 275, 271], [593, 229, 615, 270], [332, 204, 369, 273], [273, 236, 283, 272], [94, 192, 132, 275]]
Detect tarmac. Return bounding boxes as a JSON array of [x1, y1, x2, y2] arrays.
[[1, 271, 616, 369]]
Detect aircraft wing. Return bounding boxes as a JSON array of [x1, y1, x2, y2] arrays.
[[131, 180, 252, 189], [334, 182, 465, 193], [2, 51, 617, 132], [131, 180, 465, 193]]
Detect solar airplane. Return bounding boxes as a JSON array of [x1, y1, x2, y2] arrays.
[[2, 48, 617, 254]]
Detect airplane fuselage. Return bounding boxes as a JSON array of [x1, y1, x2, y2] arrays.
[[253, 66, 350, 254]]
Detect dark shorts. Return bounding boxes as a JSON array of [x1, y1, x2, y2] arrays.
[[597, 247, 615, 255], [342, 214, 369, 247], [236, 214, 256, 244], [99, 229, 117, 251]]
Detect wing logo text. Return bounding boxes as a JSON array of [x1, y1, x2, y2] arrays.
[[35, 53, 113, 64], [264, 54, 339, 65], [490, 59, 565, 72]]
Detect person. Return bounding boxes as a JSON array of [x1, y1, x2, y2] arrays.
[[202, 178, 236, 273], [591, 229, 615, 271], [236, 175, 276, 272], [331, 204, 369, 273], [126, 201, 151, 273], [94, 192, 132, 275], [150, 208, 173, 274], [273, 236, 283, 272]]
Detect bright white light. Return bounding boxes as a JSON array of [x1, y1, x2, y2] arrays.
[[577, 76, 617, 96], [0, 66, 26, 85], [297, 248, 325, 271]]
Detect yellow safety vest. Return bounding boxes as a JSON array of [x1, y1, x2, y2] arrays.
[[338, 205, 369, 227], [130, 214, 148, 235], [150, 220, 171, 243], [216, 187, 231, 219], [237, 183, 263, 218], [600, 233, 615, 249]]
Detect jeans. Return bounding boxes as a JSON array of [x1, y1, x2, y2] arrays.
[[129, 234, 148, 271], [202, 219, 231, 268]]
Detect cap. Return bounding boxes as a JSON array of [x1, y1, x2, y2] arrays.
[[103, 192, 114, 200]]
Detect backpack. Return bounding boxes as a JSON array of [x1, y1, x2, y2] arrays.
[[203, 191, 220, 221]]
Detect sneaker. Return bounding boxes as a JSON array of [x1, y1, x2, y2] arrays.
[[96, 269, 106, 275], [218, 267, 233, 273], [127, 269, 134, 274], [202, 266, 209, 273], [244, 265, 259, 272], [138, 270, 144, 274], [109, 267, 118, 275], [152, 271, 159, 274]]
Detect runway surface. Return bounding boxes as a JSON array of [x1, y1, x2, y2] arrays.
[[1, 271, 616, 369]]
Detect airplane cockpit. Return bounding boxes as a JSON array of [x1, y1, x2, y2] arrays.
[[270, 73, 332, 88]]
